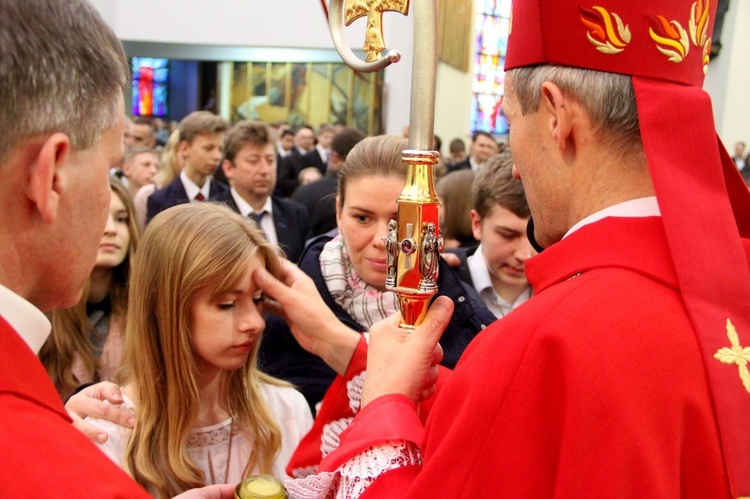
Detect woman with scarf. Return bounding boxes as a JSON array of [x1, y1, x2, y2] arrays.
[[258, 135, 495, 412]]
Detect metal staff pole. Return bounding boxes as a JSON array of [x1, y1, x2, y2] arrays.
[[329, 0, 442, 329]]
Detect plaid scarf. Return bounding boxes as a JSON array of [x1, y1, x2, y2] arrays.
[[319, 235, 399, 329]]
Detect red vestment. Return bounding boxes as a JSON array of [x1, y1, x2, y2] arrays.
[[0, 316, 150, 497], [318, 217, 738, 497]]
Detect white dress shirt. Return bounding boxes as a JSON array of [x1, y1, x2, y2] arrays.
[[467, 244, 532, 319], [230, 188, 279, 247], [180, 170, 212, 201], [0, 283, 51, 354], [564, 196, 661, 239]]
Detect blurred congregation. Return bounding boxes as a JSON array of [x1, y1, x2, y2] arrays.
[[3, 0, 750, 496]]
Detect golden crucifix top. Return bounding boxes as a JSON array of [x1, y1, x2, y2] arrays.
[[345, 0, 410, 62]]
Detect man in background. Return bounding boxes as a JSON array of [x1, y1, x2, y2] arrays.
[[216, 120, 310, 263], [121, 146, 159, 200], [124, 116, 156, 148], [446, 130, 498, 173], [275, 124, 316, 197], [292, 126, 365, 237]]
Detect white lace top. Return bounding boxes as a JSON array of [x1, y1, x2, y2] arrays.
[[87, 382, 313, 489]]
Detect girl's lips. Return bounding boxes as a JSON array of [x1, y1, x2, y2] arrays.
[[232, 341, 254, 351], [99, 244, 119, 251]]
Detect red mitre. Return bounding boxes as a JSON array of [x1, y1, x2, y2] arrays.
[[505, 0, 750, 496]]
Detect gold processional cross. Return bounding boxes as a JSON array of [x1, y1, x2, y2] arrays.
[[714, 319, 750, 393], [345, 0, 410, 62]]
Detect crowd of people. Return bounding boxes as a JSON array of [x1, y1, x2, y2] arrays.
[[1, 0, 749, 497]]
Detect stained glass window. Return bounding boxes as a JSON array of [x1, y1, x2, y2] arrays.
[[131, 57, 169, 117], [470, 0, 511, 135]]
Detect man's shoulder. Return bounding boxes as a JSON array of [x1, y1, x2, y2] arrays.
[[209, 177, 229, 196], [273, 195, 308, 216], [150, 176, 183, 201], [447, 158, 470, 173], [292, 175, 336, 203], [0, 392, 149, 497]]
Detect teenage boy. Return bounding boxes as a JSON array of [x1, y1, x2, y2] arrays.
[[146, 111, 229, 223]]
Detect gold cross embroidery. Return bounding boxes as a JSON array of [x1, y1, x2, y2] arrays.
[[345, 0, 410, 62], [714, 319, 750, 393]]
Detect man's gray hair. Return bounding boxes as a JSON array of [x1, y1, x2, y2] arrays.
[[507, 65, 642, 156], [0, 0, 128, 161]]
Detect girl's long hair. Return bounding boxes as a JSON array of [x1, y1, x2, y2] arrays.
[[39, 178, 139, 398], [121, 202, 286, 498]]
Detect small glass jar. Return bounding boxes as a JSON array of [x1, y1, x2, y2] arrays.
[[234, 474, 288, 499]]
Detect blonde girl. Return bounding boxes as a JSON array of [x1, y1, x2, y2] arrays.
[[87, 203, 312, 498]]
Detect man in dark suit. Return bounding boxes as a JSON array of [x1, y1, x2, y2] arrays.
[[146, 111, 229, 223], [446, 130, 499, 173], [275, 124, 316, 197], [292, 126, 365, 238], [215, 120, 310, 263]]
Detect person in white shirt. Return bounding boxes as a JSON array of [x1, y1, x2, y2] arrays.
[[450, 149, 535, 318]]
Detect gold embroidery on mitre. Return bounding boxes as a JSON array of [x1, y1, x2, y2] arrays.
[[714, 319, 750, 393], [508, 6, 513, 36], [579, 5, 631, 55], [648, 15, 690, 63], [689, 0, 711, 73]]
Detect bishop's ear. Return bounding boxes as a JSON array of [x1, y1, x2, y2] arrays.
[[27, 133, 70, 223], [540, 82, 574, 152]]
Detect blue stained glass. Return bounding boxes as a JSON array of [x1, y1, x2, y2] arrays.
[[471, 0, 510, 134]]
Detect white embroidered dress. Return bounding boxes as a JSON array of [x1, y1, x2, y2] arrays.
[[87, 382, 313, 488]]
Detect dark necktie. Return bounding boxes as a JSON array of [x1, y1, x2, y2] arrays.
[[249, 211, 268, 239], [194, 192, 205, 201]]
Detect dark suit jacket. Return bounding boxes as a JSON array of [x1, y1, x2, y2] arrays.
[[211, 190, 311, 263], [445, 245, 480, 289], [291, 172, 338, 238], [275, 148, 306, 198], [146, 175, 228, 224], [446, 157, 471, 174], [300, 148, 327, 175]]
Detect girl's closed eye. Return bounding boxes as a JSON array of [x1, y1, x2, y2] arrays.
[[252, 294, 267, 314], [217, 301, 236, 311]]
